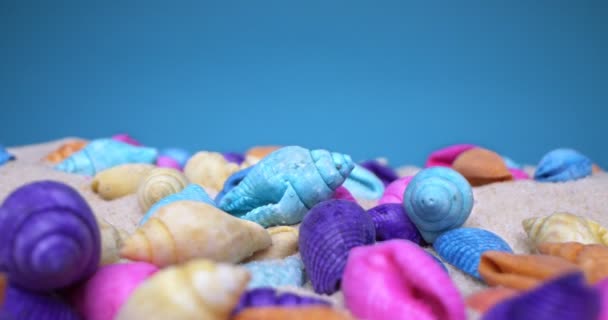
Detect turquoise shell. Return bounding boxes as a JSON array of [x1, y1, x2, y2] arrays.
[[139, 184, 214, 225], [342, 164, 385, 200], [403, 167, 473, 243], [0, 145, 15, 166], [433, 227, 512, 280], [534, 148, 592, 182], [243, 255, 306, 288], [55, 139, 158, 176], [218, 146, 355, 227]]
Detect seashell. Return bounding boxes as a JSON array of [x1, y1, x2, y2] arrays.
[[0, 283, 81, 320], [97, 218, 129, 265], [139, 183, 215, 225], [367, 203, 423, 244], [155, 155, 181, 170], [215, 166, 254, 204], [359, 159, 399, 186], [378, 176, 413, 205], [537, 242, 608, 284], [136, 168, 189, 212], [0, 145, 15, 166], [0, 181, 100, 291], [44, 140, 87, 163], [482, 272, 600, 320], [233, 306, 352, 320], [219, 146, 355, 227], [55, 139, 158, 176], [299, 200, 375, 294], [332, 185, 357, 202], [452, 147, 513, 186], [522, 212, 608, 247], [111, 133, 141, 146], [597, 278, 608, 320], [466, 287, 518, 314], [184, 151, 241, 191], [160, 148, 191, 167], [509, 168, 530, 180], [245, 226, 299, 262], [244, 145, 282, 165], [425, 144, 477, 167], [91, 163, 155, 200], [115, 259, 250, 320], [243, 255, 305, 288], [121, 201, 272, 267], [478, 251, 580, 290], [434, 228, 512, 280], [71, 262, 158, 320], [403, 167, 474, 243], [502, 156, 523, 169], [232, 288, 330, 316], [534, 148, 593, 182], [342, 164, 385, 200], [223, 152, 245, 165], [343, 239, 466, 320]]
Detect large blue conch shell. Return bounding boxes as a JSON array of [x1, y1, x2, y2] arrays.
[[534, 148, 593, 182], [243, 255, 305, 288], [342, 164, 385, 200], [218, 146, 355, 227], [55, 139, 158, 176], [0, 144, 15, 166], [139, 183, 215, 225]]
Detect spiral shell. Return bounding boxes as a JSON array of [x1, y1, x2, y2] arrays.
[[243, 255, 305, 288], [98, 218, 129, 266], [215, 166, 254, 204], [43, 140, 87, 164], [452, 147, 513, 186], [245, 226, 299, 262], [403, 167, 474, 243], [137, 168, 189, 212], [0, 145, 14, 167], [367, 203, 422, 244], [115, 259, 250, 320], [233, 307, 353, 320], [184, 151, 242, 191], [342, 164, 385, 200], [537, 242, 608, 284], [232, 288, 330, 316], [522, 212, 608, 247], [91, 164, 155, 200], [1, 283, 81, 320], [0, 180, 100, 291], [139, 183, 215, 226], [534, 148, 593, 182]]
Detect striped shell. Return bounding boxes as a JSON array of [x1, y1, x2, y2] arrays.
[[245, 226, 299, 262], [1, 283, 81, 320], [137, 168, 189, 212], [342, 164, 385, 200], [44, 140, 87, 164], [534, 148, 593, 182], [366, 203, 423, 244], [184, 151, 242, 191], [522, 212, 608, 247], [91, 164, 155, 200], [139, 183, 215, 226], [243, 255, 305, 288]]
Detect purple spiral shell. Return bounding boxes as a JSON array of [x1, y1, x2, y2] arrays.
[[366, 203, 423, 244], [0, 283, 82, 320], [232, 288, 330, 316]]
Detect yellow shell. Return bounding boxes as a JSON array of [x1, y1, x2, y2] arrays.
[[115, 259, 250, 320], [183, 151, 242, 191], [522, 212, 608, 248], [120, 201, 272, 267], [91, 164, 155, 200], [245, 226, 299, 262], [137, 168, 189, 212], [98, 218, 129, 265]]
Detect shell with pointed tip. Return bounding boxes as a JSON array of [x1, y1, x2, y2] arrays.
[[482, 273, 600, 320], [434, 228, 512, 280], [136, 168, 189, 212], [54, 139, 158, 176], [246, 226, 299, 262], [215, 166, 254, 204], [452, 148, 513, 186], [115, 260, 249, 320], [359, 160, 399, 186], [299, 200, 375, 294], [403, 167, 474, 243], [597, 278, 608, 320], [343, 239, 466, 320], [184, 151, 241, 191], [378, 176, 413, 205], [425, 144, 477, 167], [522, 212, 608, 247], [44, 140, 87, 163], [0, 283, 81, 320], [342, 164, 385, 200], [233, 288, 330, 316], [219, 146, 355, 227], [111, 133, 141, 146], [367, 203, 423, 244], [466, 287, 518, 314], [243, 255, 305, 288], [233, 306, 352, 320], [0, 181, 100, 291], [537, 242, 608, 284], [139, 183, 215, 225], [121, 201, 271, 267], [71, 262, 158, 320], [91, 164, 155, 200], [534, 148, 593, 182], [97, 218, 129, 266]]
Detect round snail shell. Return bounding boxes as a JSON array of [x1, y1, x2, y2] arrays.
[[137, 168, 189, 212]]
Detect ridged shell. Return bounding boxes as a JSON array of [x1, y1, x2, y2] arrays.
[[342, 164, 385, 200], [98, 218, 129, 265], [184, 151, 242, 191], [55, 139, 158, 176], [0, 181, 100, 291], [598, 278, 608, 320], [115, 259, 250, 320], [0, 283, 81, 320], [534, 148, 593, 182], [136, 168, 189, 212], [359, 159, 399, 186], [425, 144, 477, 167], [215, 166, 254, 204], [522, 212, 608, 247], [367, 203, 423, 244], [91, 164, 155, 200], [483, 273, 600, 320], [378, 176, 413, 205], [243, 255, 305, 288], [244, 146, 281, 165], [233, 306, 352, 320], [403, 167, 474, 243], [466, 287, 518, 314], [139, 183, 215, 226], [343, 239, 466, 320], [232, 288, 330, 316], [44, 140, 87, 164], [452, 148, 513, 186], [245, 226, 299, 262], [537, 242, 608, 284], [433, 228, 512, 280], [219, 146, 355, 227], [111, 133, 141, 146], [121, 201, 272, 267]]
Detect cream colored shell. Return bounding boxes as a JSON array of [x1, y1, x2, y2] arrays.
[[245, 226, 299, 262], [184, 151, 243, 191], [523, 212, 608, 249], [97, 217, 129, 265], [137, 168, 189, 212], [91, 164, 155, 200]]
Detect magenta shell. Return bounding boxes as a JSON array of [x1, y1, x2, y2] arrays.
[[155, 155, 181, 170], [332, 186, 357, 202], [111, 134, 141, 146], [343, 239, 466, 320], [378, 176, 413, 205], [598, 278, 608, 320], [425, 144, 477, 168], [509, 168, 530, 180]]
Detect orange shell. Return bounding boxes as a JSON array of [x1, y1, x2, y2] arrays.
[[232, 306, 352, 320], [245, 146, 281, 161], [452, 148, 513, 186], [44, 140, 88, 163], [466, 287, 518, 314], [537, 242, 608, 284]]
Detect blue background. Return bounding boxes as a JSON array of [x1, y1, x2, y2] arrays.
[[1, 1, 606, 167]]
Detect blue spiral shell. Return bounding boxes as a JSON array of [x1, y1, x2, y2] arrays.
[[243, 255, 305, 289], [0, 145, 15, 166], [342, 164, 385, 200], [139, 183, 215, 225], [403, 167, 474, 243], [433, 227, 512, 280], [534, 148, 593, 182], [215, 166, 254, 204]]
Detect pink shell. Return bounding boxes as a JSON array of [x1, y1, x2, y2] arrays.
[[342, 239, 466, 320], [111, 134, 142, 146], [156, 155, 182, 170], [598, 278, 608, 320], [332, 186, 357, 202], [378, 176, 413, 205], [509, 168, 530, 180], [71, 262, 158, 320], [425, 144, 477, 168]]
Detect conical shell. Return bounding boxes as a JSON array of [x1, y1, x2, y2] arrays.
[[522, 212, 608, 247], [91, 164, 155, 200], [452, 147, 513, 186], [243, 255, 305, 288], [120, 201, 272, 267], [233, 306, 352, 320], [139, 183, 215, 226], [466, 287, 518, 314], [137, 168, 189, 212], [115, 259, 250, 320], [245, 226, 299, 262], [44, 140, 87, 163], [478, 251, 580, 290], [233, 288, 330, 315], [342, 164, 385, 200], [98, 218, 129, 266], [537, 242, 608, 284], [184, 151, 241, 191], [534, 148, 593, 182], [1, 283, 81, 320]]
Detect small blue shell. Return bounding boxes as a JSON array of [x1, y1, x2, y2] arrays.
[[342, 164, 385, 200], [403, 167, 474, 243], [502, 156, 522, 169], [160, 148, 191, 167], [0, 145, 15, 166], [139, 184, 214, 225], [534, 148, 593, 182], [215, 166, 255, 204], [243, 255, 306, 289], [433, 227, 512, 280]]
